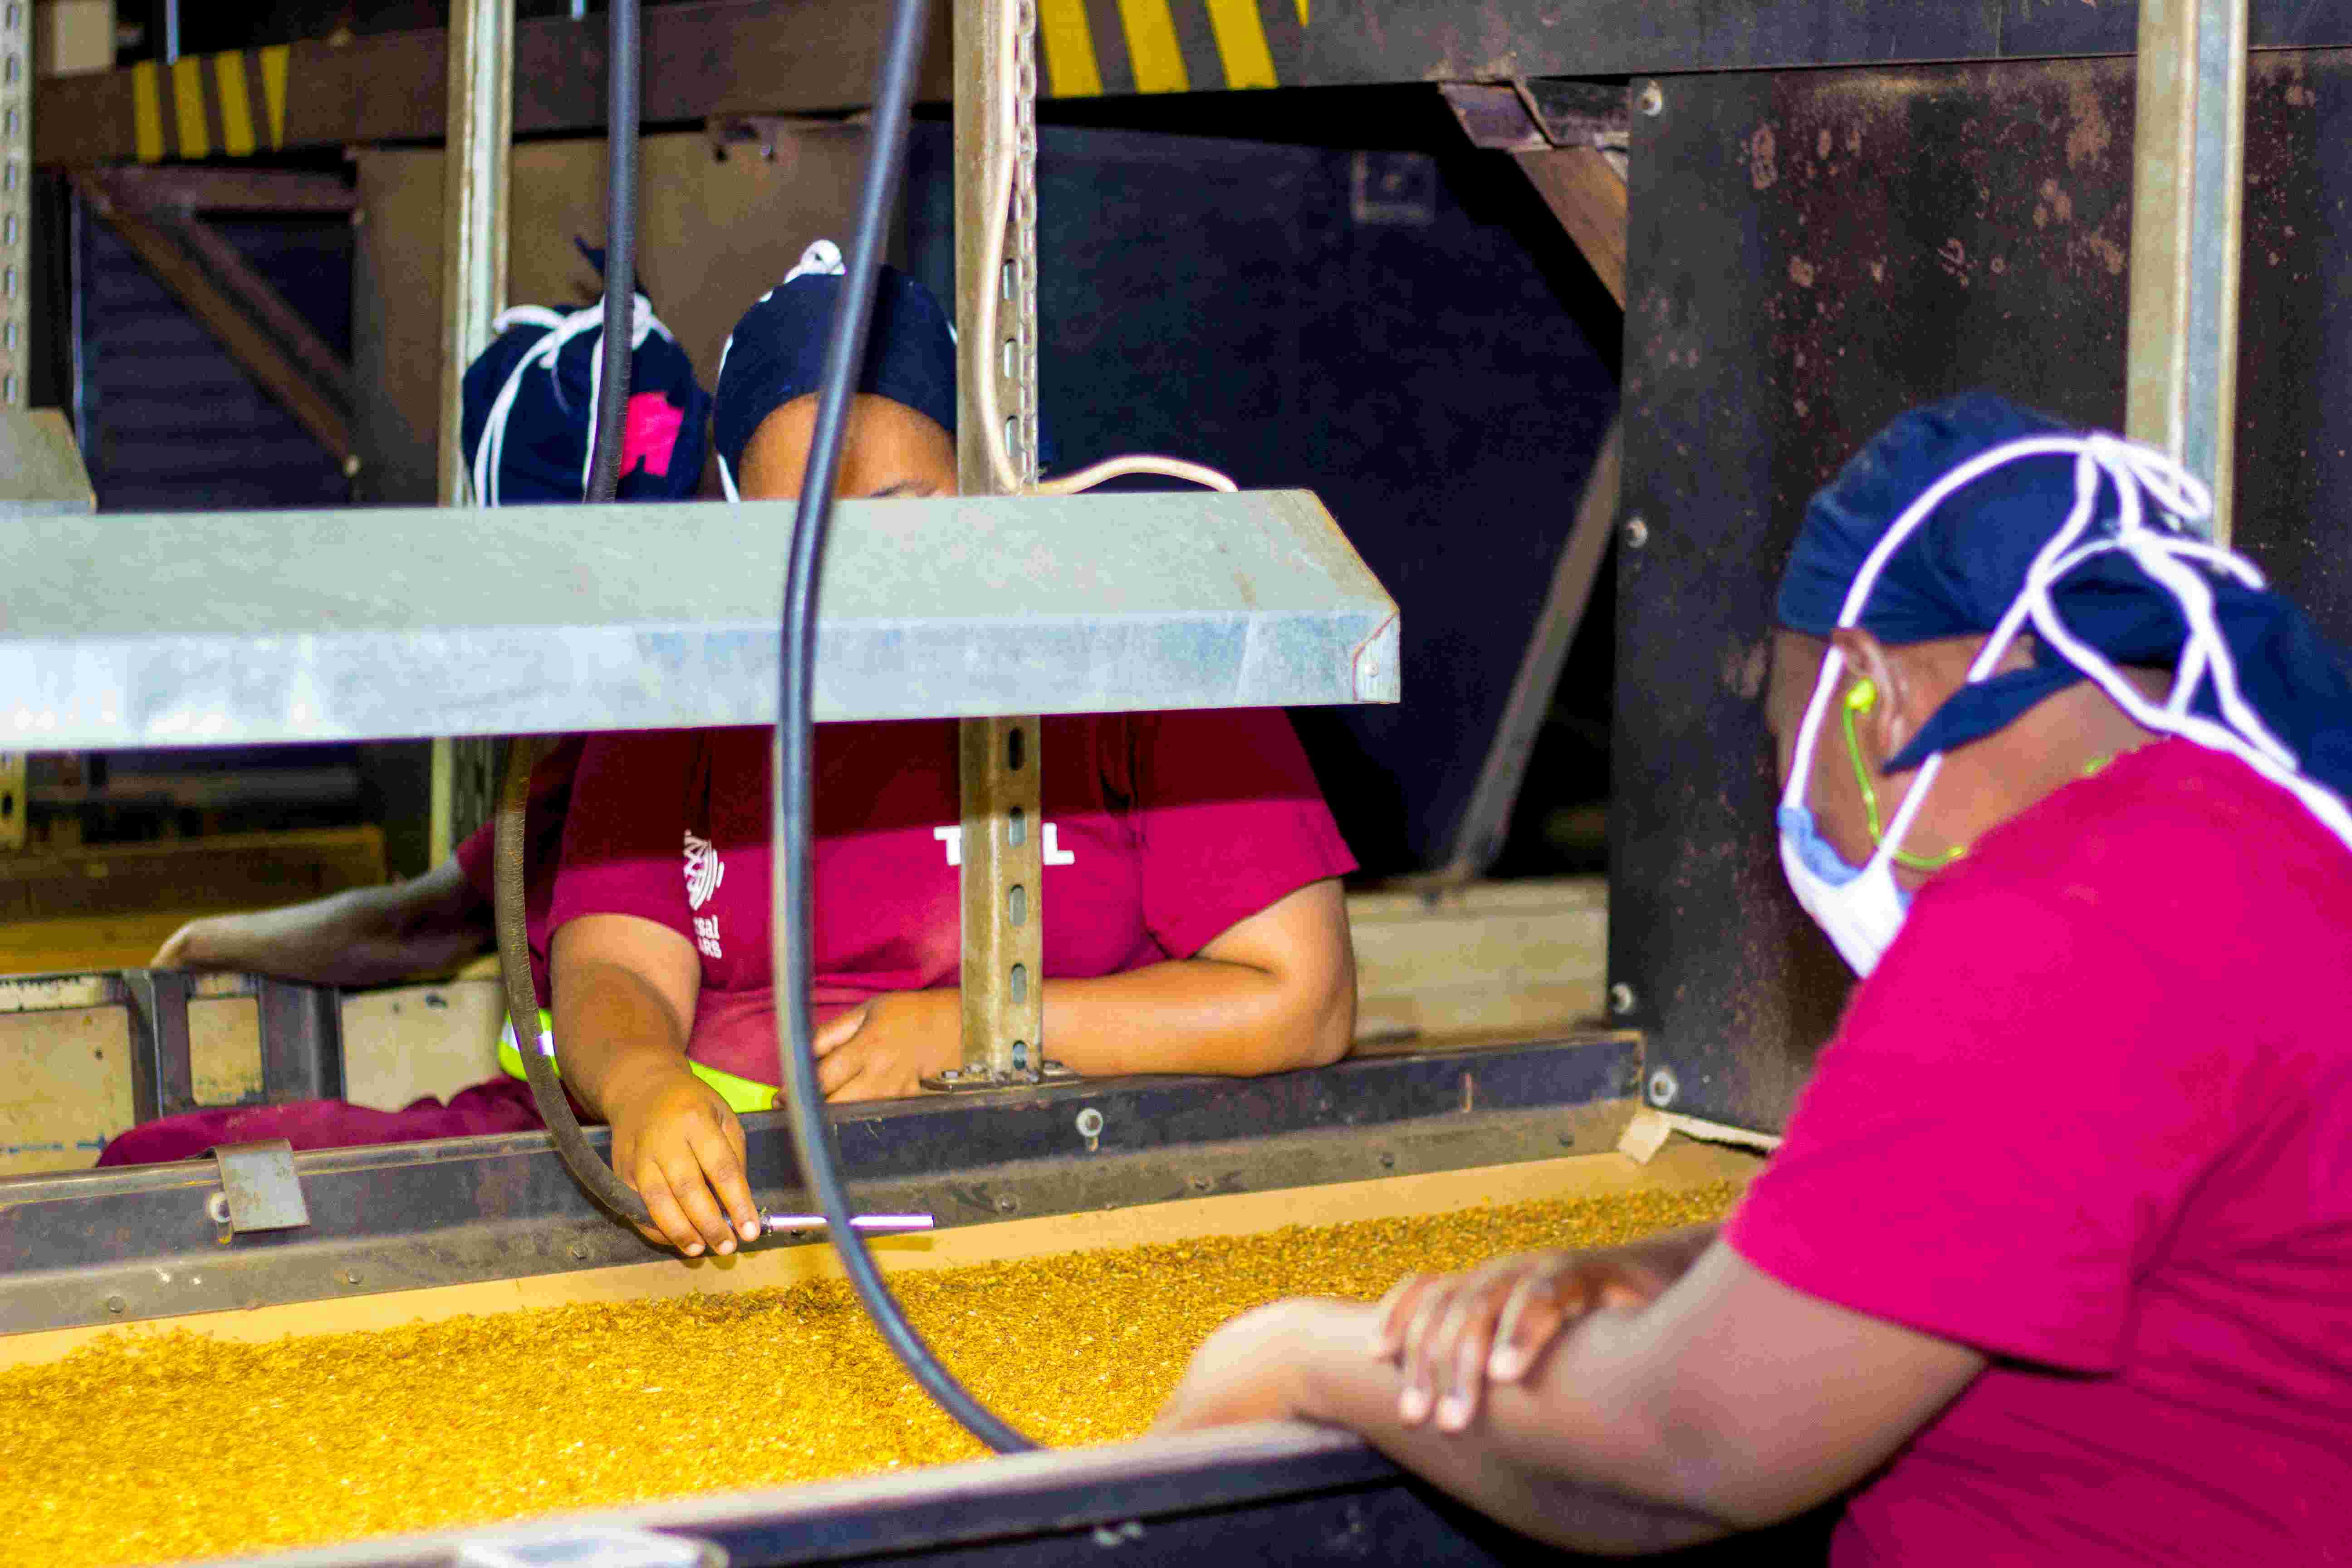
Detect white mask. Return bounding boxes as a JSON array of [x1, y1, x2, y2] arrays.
[[1776, 652, 1944, 976], [1774, 428, 2352, 976]]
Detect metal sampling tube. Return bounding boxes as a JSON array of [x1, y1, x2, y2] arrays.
[[762, 1213, 937, 1235]]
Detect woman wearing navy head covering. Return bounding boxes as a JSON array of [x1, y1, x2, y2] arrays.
[[546, 242, 1358, 1259], [1156, 392, 2352, 1568], [132, 246, 1359, 1254]]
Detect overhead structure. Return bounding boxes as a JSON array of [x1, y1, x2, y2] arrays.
[[2125, 0, 2249, 544], [0, 489, 1396, 750]]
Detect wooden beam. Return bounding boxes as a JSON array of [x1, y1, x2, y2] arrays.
[[169, 213, 356, 407], [75, 173, 358, 475], [96, 166, 356, 214], [1513, 144, 1626, 308]]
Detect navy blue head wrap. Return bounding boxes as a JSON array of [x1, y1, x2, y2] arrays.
[[459, 287, 710, 505], [712, 242, 959, 490], [1777, 390, 2352, 816]]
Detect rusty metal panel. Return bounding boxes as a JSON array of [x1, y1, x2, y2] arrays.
[[1612, 58, 2140, 1132], [1613, 49, 2352, 1132]]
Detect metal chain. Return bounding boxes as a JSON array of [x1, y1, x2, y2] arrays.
[[1012, 0, 1040, 488]]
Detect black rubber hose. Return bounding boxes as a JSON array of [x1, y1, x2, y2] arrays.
[[774, 0, 1035, 1455], [584, 0, 638, 505], [496, 734, 657, 1230], [495, 0, 652, 1228]]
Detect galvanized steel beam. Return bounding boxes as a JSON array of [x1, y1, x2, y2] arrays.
[[0, 489, 1398, 751]]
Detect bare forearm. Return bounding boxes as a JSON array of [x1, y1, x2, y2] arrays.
[[554, 960, 697, 1117], [1627, 1222, 1723, 1282], [1042, 958, 1350, 1078], [157, 861, 491, 986], [1284, 1302, 1734, 1553]]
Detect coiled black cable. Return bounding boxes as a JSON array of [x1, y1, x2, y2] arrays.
[[495, 0, 1031, 1453], [774, 0, 1035, 1455], [497, 735, 657, 1228], [585, 0, 638, 504], [499, 0, 654, 1229]]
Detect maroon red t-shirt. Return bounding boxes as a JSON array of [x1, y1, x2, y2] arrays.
[[1729, 740, 2352, 1565], [550, 709, 1356, 1084]]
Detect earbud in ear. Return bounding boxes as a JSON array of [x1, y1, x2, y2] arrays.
[[1847, 678, 1878, 713]]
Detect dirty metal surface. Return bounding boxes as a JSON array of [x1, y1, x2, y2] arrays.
[[1612, 51, 2352, 1132]]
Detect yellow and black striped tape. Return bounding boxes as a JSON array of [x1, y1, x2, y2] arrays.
[[129, 45, 290, 162], [119, 0, 1297, 162], [1040, 0, 1307, 97]]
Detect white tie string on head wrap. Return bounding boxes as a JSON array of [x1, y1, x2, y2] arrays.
[[470, 291, 673, 507], [713, 240, 846, 504], [1786, 431, 2352, 865]]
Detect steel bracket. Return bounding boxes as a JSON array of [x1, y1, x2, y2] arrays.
[[920, 1059, 1077, 1094], [207, 1139, 312, 1235]]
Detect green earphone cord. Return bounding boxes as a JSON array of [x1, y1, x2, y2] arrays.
[[1841, 681, 1969, 872]]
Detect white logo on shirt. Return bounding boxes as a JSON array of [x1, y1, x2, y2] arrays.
[[693, 914, 723, 960], [684, 830, 725, 910], [933, 823, 1076, 867]]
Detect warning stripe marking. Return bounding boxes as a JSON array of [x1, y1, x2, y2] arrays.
[[1115, 0, 1190, 93], [131, 61, 164, 162], [123, 47, 292, 162], [1038, 0, 1105, 98], [214, 52, 256, 156], [170, 56, 208, 159]]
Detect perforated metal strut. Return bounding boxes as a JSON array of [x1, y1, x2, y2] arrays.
[[936, 0, 1053, 1090]]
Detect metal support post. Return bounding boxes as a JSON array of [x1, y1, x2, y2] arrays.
[[2, 0, 30, 853], [2125, 0, 2247, 545], [431, 0, 515, 863], [943, 0, 1048, 1086]]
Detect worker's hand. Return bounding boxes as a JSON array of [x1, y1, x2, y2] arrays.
[[605, 1061, 763, 1257], [152, 908, 305, 974], [1154, 1298, 1361, 1433], [812, 989, 961, 1101], [1372, 1244, 1685, 1432]]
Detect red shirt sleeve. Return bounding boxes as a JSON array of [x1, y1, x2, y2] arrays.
[[1726, 882, 2255, 1373], [1125, 708, 1357, 960], [549, 730, 700, 944]]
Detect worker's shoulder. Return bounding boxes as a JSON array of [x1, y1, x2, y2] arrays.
[[1959, 738, 2352, 970]]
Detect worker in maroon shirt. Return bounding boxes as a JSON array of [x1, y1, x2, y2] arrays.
[[122, 247, 1359, 1227], [546, 242, 1357, 1258], [1156, 392, 2352, 1565]]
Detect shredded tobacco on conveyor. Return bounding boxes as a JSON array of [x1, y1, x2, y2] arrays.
[[1, 1183, 1740, 1567]]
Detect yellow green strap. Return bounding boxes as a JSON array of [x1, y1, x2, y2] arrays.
[[498, 1009, 779, 1114]]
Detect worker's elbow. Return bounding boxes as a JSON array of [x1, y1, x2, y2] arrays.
[[1260, 956, 1356, 1073]]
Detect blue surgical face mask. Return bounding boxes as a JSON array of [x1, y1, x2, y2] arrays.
[[1778, 658, 1924, 978]]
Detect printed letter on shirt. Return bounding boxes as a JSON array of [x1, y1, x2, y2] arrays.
[[693, 914, 723, 960]]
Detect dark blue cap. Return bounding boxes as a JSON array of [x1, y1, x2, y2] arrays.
[[1779, 390, 2352, 796], [712, 241, 958, 485], [459, 295, 711, 505]]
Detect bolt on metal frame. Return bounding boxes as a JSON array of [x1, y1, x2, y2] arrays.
[[2126, 0, 2248, 545]]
